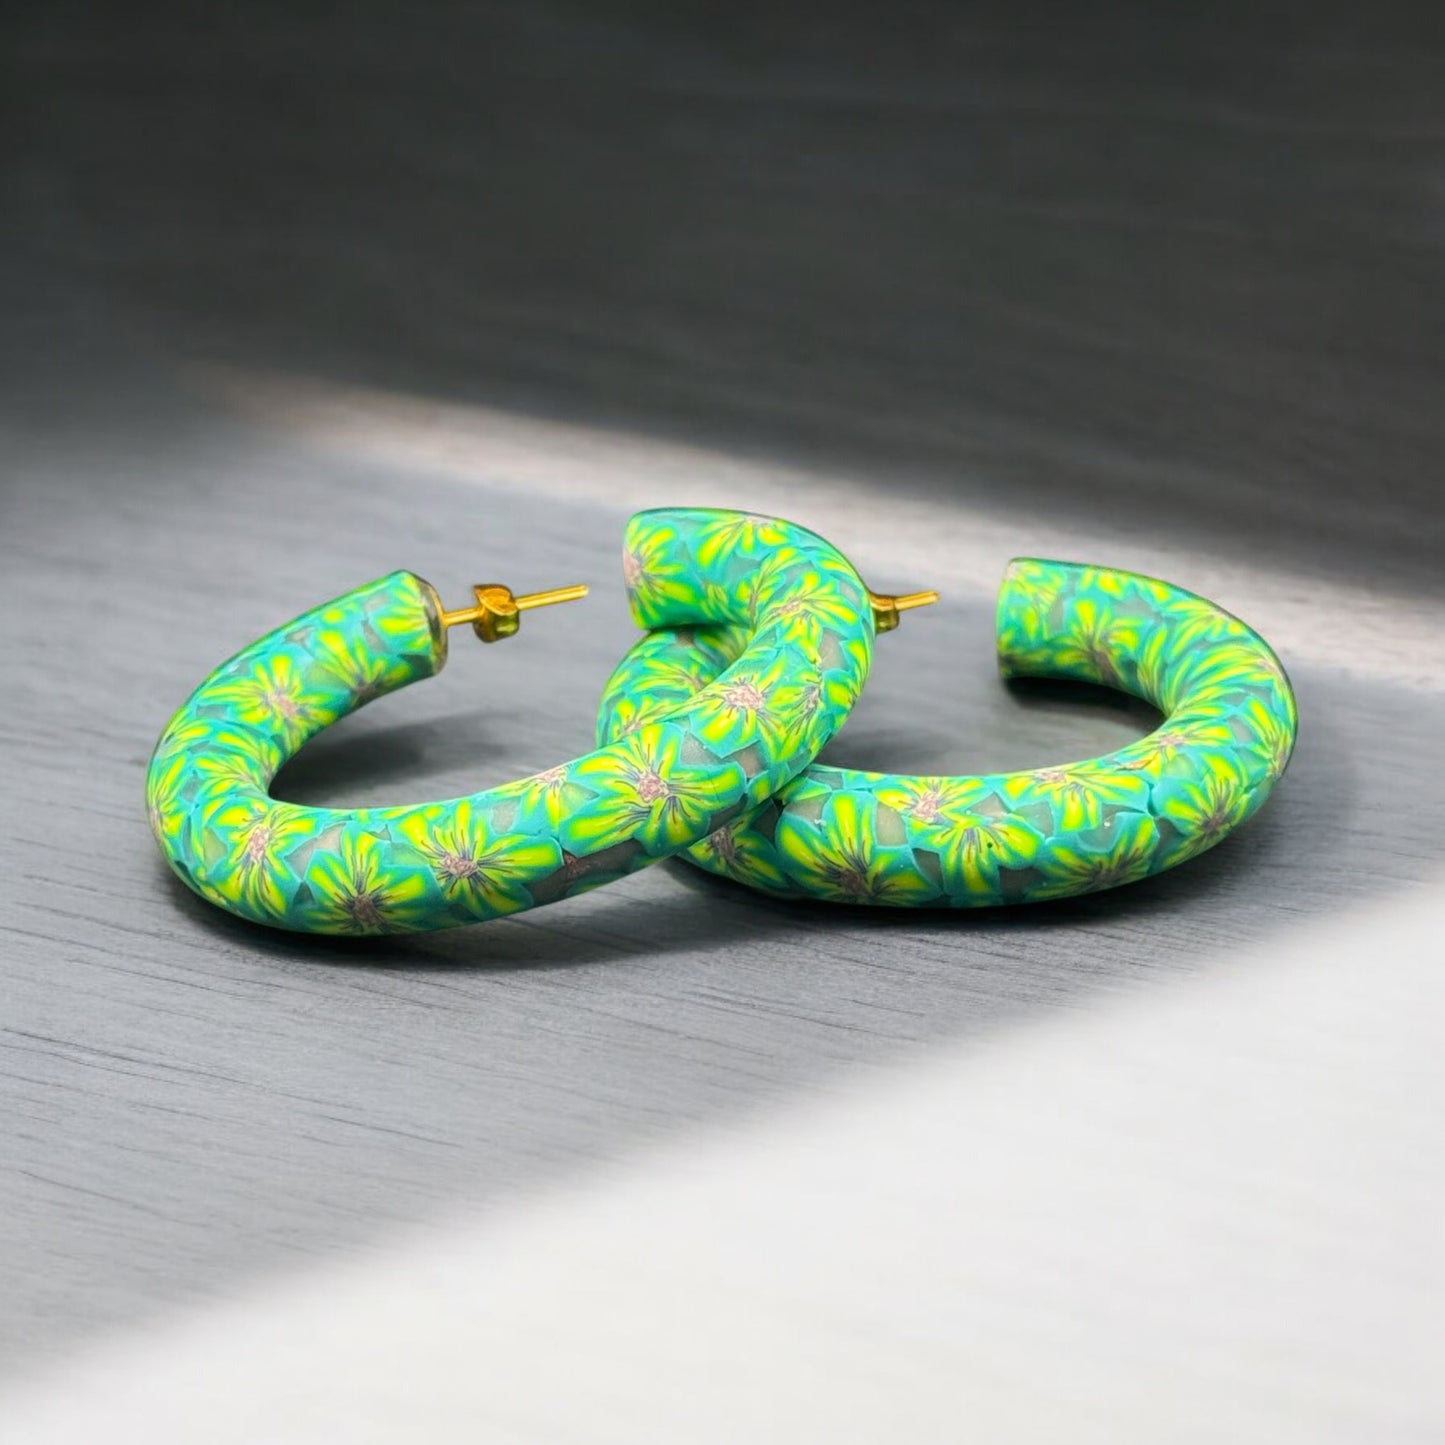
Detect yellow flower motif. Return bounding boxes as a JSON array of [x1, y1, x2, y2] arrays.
[[1029, 811, 1160, 900], [1115, 727, 1193, 772], [621, 518, 694, 626], [204, 654, 333, 748], [691, 817, 794, 896], [1047, 597, 1145, 686], [794, 665, 862, 723], [683, 650, 816, 759], [394, 800, 559, 917], [1158, 596, 1249, 647], [564, 728, 743, 854], [872, 777, 1042, 897], [605, 693, 661, 738], [1133, 625, 1178, 710], [1237, 694, 1296, 780], [697, 580, 739, 621], [308, 624, 398, 706], [587, 547, 1296, 913], [203, 796, 317, 921], [1007, 763, 1151, 831], [1076, 566, 1174, 607], [745, 544, 813, 620], [1115, 710, 1237, 774], [775, 792, 935, 906], [361, 573, 440, 652], [146, 748, 192, 852], [998, 559, 1068, 652], [496, 761, 604, 832], [151, 719, 285, 778], [1153, 757, 1253, 863], [757, 573, 863, 647], [303, 831, 432, 935], [693, 513, 791, 569], [311, 572, 433, 654], [872, 775, 982, 825], [1173, 638, 1285, 702]]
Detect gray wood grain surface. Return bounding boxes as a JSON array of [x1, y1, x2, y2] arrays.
[[2, 0, 1443, 1388]]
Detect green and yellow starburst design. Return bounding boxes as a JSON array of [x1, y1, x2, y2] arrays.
[[1029, 811, 1161, 900], [393, 800, 561, 918], [296, 831, 432, 935], [564, 726, 746, 855], [1040, 596, 1147, 686], [201, 653, 335, 750], [1152, 754, 1255, 865], [776, 792, 937, 906], [873, 776, 1044, 899], [692, 814, 796, 896], [681, 647, 819, 760], [692, 512, 791, 570], [307, 623, 404, 706], [1003, 762, 1152, 832], [1237, 693, 1297, 784], [198, 794, 320, 923], [762, 579, 869, 648], [622, 517, 699, 628]]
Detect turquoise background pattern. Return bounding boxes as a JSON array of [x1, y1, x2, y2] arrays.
[[597, 559, 1298, 907], [146, 509, 875, 933]]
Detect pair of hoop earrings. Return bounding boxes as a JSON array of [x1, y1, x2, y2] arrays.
[[147, 508, 1297, 935]]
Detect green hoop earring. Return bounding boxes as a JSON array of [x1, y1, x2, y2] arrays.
[[597, 558, 1298, 907], [146, 508, 933, 935]]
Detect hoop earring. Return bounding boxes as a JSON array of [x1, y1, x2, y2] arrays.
[[597, 558, 1297, 906], [146, 508, 935, 934]]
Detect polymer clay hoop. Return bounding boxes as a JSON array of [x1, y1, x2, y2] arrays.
[[146, 508, 877, 934], [596, 559, 1298, 907]]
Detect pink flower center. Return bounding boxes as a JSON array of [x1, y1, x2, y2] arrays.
[[244, 825, 273, 864], [910, 789, 946, 823], [635, 769, 671, 803], [264, 687, 302, 721], [438, 851, 480, 882], [722, 679, 766, 712], [346, 892, 385, 929]]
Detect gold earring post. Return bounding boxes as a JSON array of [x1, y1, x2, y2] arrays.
[[868, 587, 941, 634], [511, 584, 591, 613], [441, 582, 590, 643]]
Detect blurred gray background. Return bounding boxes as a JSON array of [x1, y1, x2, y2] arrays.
[[7, 0, 1445, 591], [2, 0, 1442, 1423]]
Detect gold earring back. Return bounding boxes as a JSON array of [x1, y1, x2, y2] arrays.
[[441, 583, 590, 643]]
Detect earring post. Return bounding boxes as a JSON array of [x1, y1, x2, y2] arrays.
[[890, 590, 941, 612], [514, 584, 591, 612], [867, 586, 941, 634]]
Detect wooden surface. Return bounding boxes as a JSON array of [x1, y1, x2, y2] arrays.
[[2, 0, 1443, 1415], [4, 888, 1441, 1442]]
